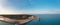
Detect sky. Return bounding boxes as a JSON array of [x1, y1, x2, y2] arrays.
[[0, 0, 60, 14]]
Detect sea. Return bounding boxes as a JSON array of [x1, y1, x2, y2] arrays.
[[0, 14, 60, 25]]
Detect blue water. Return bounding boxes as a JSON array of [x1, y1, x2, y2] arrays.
[[0, 14, 60, 25]]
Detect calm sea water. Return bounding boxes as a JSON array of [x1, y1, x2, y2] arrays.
[[0, 14, 60, 25]]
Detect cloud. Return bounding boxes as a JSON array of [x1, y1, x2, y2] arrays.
[[0, 0, 24, 14]]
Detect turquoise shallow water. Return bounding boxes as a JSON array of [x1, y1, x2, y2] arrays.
[[0, 14, 60, 25]]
